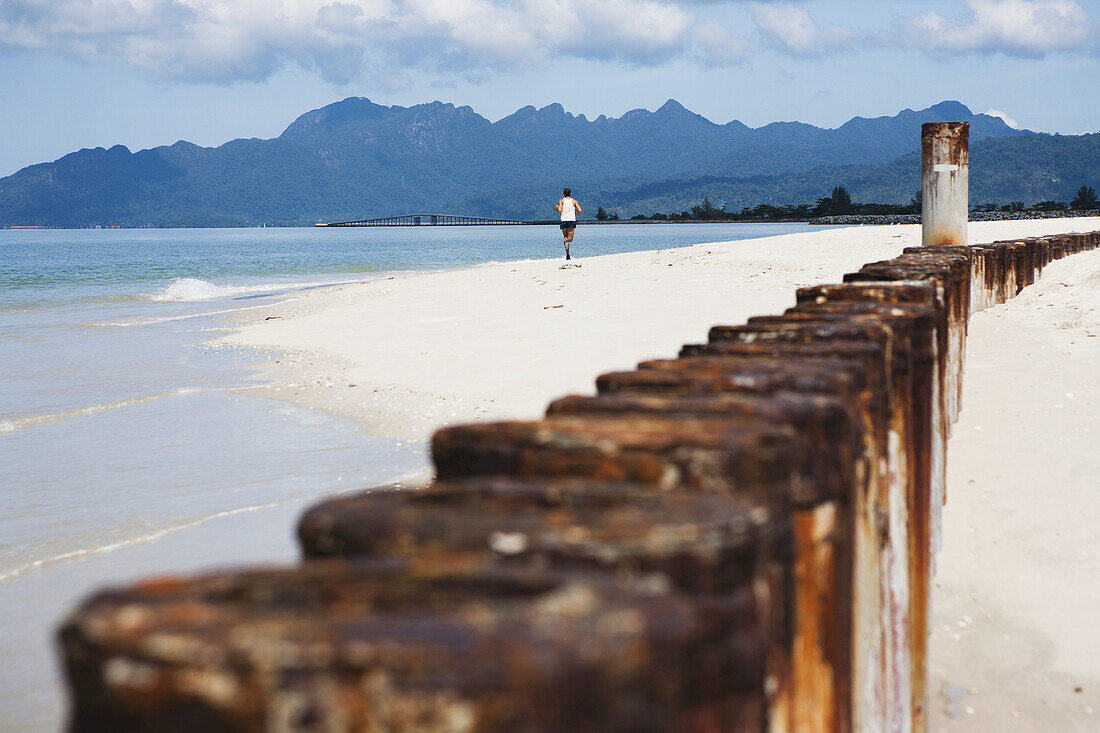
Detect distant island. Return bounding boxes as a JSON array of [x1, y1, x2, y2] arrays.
[[0, 98, 1097, 228]]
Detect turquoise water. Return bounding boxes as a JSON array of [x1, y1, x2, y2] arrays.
[[1, 223, 831, 570], [1, 223, 831, 311], [0, 222, 831, 729]]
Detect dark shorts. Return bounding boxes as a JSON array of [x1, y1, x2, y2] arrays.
[[560, 222, 576, 230]]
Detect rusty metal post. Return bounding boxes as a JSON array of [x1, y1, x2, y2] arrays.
[[921, 122, 969, 247]]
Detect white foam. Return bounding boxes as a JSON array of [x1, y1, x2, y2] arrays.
[[91, 299, 302, 327], [153, 277, 237, 301], [0, 386, 264, 435], [0, 474, 424, 584], [151, 276, 366, 303], [0, 498, 300, 583]]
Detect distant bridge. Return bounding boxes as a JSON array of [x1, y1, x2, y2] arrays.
[[316, 213, 550, 227]]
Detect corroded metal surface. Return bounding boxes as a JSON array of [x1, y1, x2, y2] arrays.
[[791, 286, 947, 717], [740, 309, 932, 729], [299, 477, 780, 595], [297, 478, 791, 730], [845, 257, 967, 425], [60, 561, 767, 732], [543, 392, 861, 732], [783, 304, 940, 730], [546, 392, 859, 499], [665, 345, 898, 731], [433, 415, 825, 507], [604, 356, 866, 404], [921, 122, 969, 247], [689, 323, 902, 730]]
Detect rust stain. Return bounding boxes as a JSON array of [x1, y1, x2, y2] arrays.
[[921, 122, 969, 249], [791, 505, 839, 731]]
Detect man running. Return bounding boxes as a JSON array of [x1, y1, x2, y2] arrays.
[[555, 188, 581, 260]]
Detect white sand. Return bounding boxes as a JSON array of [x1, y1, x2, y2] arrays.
[[220, 217, 1100, 729], [928, 247, 1100, 730], [221, 219, 1099, 445]]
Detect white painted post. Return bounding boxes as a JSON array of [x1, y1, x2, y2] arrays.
[[921, 123, 969, 247]]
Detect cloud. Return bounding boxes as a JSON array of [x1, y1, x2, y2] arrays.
[[0, 0, 723, 84], [896, 0, 1093, 58], [750, 2, 853, 57], [544, 0, 695, 65], [3, 0, 1090, 88], [985, 108, 1020, 128], [691, 22, 749, 67]]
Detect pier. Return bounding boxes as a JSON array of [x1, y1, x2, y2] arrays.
[[316, 213, 540, 227]]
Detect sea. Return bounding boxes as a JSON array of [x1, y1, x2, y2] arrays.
[[0, 221, 830, 730]]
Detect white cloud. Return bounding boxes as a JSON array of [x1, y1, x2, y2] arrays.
[[0, 0, 716, 84], [692, 22, 749, 67], [751, 2, 853, 57], [545, 0, 695, 65], [2, 0, 1091, 89], [897, 0, 1093, 58], [985, 108, 1020, 128]]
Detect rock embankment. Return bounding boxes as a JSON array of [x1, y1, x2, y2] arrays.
[[815, 210, 1100, 226]]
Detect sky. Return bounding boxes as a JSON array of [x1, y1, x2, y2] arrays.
[[1, 0, 1098, 176]]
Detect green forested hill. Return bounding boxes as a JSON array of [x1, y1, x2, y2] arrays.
[[2, 97, 1091, 227], [599, 132, 1100, 216]]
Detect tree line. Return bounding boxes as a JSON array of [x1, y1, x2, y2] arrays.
[[973, 185, 1097, 213], [596, 185, 1099, 222]]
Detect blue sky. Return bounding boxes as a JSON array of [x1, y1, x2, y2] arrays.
[[1, 0, 1097, 176]]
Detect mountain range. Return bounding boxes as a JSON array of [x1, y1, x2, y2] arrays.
[[0, 98, 1096, 227]]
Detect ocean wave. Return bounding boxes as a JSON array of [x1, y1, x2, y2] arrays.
[[152, 277, 248, 301], [90, 299, 301, 327], [150, 276, 367, 303], [0, 498, 300, 583], [79, 293, 150, 304], [0, 470, 429, 584], [0, 386, 263, 435]]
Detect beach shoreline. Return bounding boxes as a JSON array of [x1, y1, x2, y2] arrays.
[[219, 219, 1100, 445], [0, 221, 840, 731], [214, 218, 1100, 730], [8, 219, 1094, 730], [217, 226, 909, 443]]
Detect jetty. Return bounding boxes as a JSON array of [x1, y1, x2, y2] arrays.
[[316, 213, 541, 227]]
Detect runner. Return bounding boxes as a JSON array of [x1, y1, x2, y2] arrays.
[[555, 188, 581, 262]]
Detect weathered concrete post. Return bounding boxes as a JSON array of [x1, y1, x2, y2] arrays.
[[921, 122, 969, 247]]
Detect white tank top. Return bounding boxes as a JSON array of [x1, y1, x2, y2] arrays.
[[560, 197, 577, 222]]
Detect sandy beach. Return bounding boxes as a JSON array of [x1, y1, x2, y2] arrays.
[[219, 217, 1100, 730], [928, 245, 1100, 730], [220, 219, 1094, 440]]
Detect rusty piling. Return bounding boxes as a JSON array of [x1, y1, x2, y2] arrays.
[[921, 122, 969, 248]]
